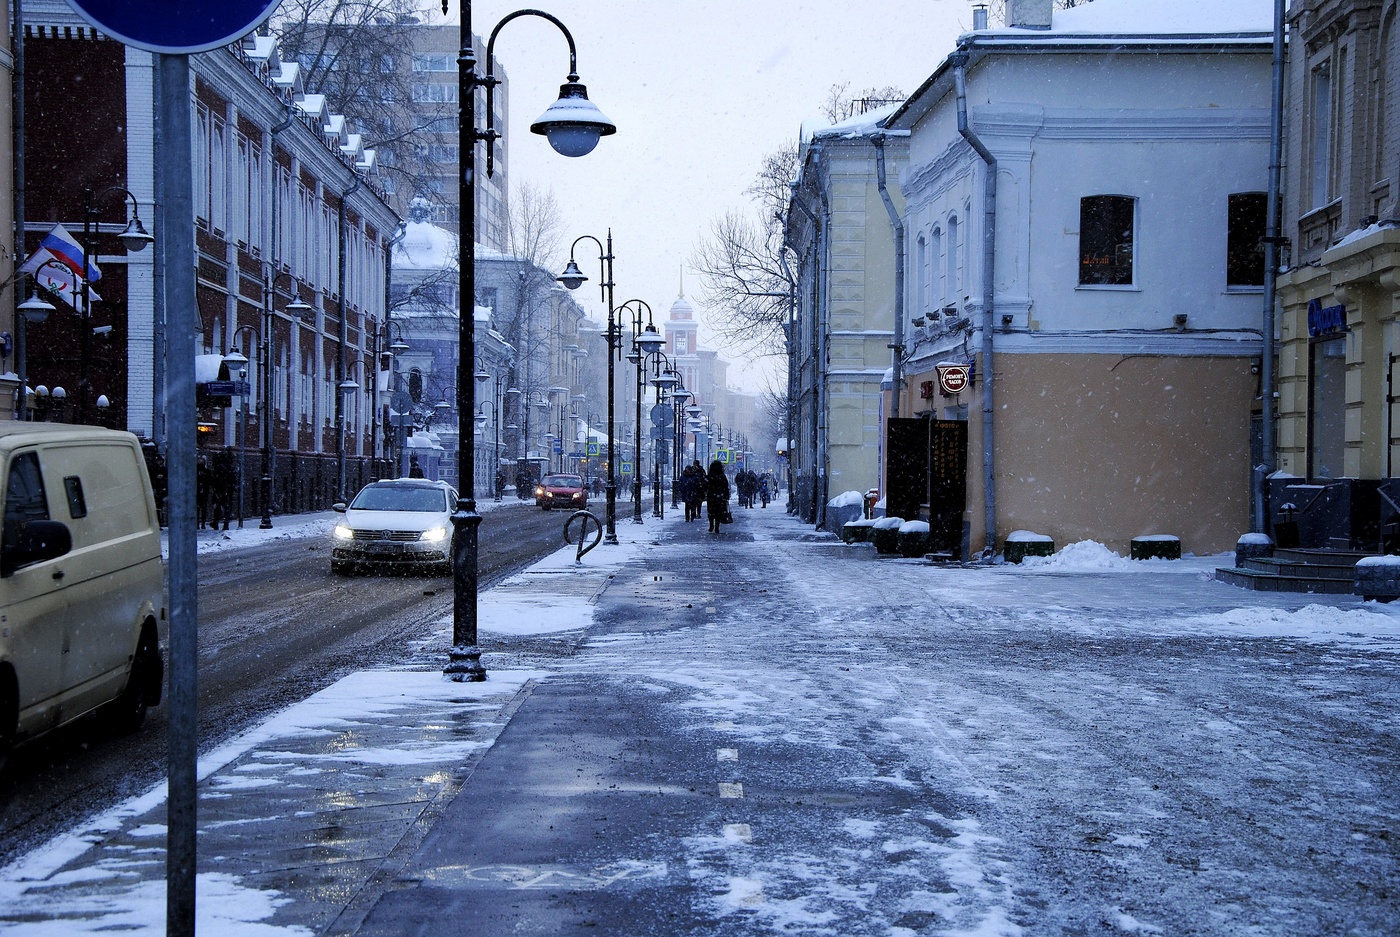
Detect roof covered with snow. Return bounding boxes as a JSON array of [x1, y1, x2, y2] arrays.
[[888, 0, 1275, 131], [395, 220, 458, 271]]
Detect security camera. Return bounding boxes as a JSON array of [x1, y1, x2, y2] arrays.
[[92, 325, 114, 336]]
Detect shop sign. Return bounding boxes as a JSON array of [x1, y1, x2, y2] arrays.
[[1307, 298, 1348, 337], [937, 365, 970, 396]]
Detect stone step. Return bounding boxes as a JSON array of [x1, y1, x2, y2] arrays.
[[1273, 547, 1372, 567], [1242, 556, 1357, 580], [1213, 566, 1357, 594]]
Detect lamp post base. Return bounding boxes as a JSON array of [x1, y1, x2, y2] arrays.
[[445, 645, 486, 682]]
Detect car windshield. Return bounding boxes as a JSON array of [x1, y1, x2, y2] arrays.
[[542, 475, 582, 488], [350, 485, 446, 512]]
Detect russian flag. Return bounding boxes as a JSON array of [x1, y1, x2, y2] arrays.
[[32, 225, 100, 283]]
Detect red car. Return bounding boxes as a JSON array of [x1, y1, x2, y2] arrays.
[[535, 474, 587, 510]]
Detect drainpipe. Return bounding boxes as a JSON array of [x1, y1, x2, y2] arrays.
[[261, 108, 295, 518], [1255, 0, 1285, 533], [812, 148, 832, 530], [11, 0, 26, 422], [791, 182, 822, 525], [336, 177, 361, 502], [952, 48, 998, 558], [780, 247, 798, 513], [872, 133, 905, 479]]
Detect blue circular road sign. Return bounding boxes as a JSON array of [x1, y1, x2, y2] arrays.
[[64, 0, 282, 54]]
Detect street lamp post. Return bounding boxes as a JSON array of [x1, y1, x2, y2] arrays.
[[253, 274, 313, 525], [558, 233, 618, 544], [222, 327, 259, 528], [617, 300, 659, 523], [449, 0, 615, 682], [670, 383, 691, 508], [80, 186, 153, 425], [641, 351, 677, 518]]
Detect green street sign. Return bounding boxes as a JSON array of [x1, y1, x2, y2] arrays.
[[587, 441, 600, 457], [717, 449, 731, 464], [621, 461, 633, 475]]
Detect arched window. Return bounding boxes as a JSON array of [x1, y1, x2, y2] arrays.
[[946, 216, 960, 299], [931, 226, 944, 304], [915, 235, 928, 315], [408, 368, 424, 403]]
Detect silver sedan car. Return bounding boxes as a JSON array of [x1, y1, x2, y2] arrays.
[[330, 478, 457, 575]]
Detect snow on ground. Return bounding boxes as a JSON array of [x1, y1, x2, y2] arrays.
[[8, 498, 1399, 934]]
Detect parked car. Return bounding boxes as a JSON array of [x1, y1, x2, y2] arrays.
[[535, 474, 587, 510], [331, 478, 457, 575], [0, 424, 166, 768]]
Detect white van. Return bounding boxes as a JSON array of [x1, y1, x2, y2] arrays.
[[0, 424, 165, 765]]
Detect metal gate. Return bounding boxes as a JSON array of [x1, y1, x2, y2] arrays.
[[885, 417, 968, 557]]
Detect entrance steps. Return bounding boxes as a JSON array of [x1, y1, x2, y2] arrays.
[[1215, 547, 1370, 594]]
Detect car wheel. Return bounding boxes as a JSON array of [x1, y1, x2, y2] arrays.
[[108, 628, 161, 735]]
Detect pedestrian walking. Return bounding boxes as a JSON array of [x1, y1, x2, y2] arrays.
[[706, 460, 730, 533], [683, 460, 705, 522], [409, 455, 425, 478], [196, 454, 211, 529], [210, 448, 236, 531], [758, 472, 771, 508]]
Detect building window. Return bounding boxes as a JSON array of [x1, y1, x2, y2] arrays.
[[946, 216, 960, 298], [1309, 61, 1334, 210], [915, 235, 927, 315], [931, 227, 943, 304], [1308, 335, 1347, 479], [1227, 193, 1267, 288], [1078, 195, 1135, 286]]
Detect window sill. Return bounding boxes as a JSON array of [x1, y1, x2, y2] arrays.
[[1225, 286, 1265, 294], [1075, 284, 1141, 292]]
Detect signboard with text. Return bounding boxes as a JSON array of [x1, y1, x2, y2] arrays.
[[937, 364, 970, 396]]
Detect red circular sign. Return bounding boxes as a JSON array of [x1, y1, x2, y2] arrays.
[[937, 366, 969, 395]]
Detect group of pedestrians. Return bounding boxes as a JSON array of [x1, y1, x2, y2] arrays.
[[195, 448, 237, 530], [734, 468, 776, 509], [676, 460, 778, 533]]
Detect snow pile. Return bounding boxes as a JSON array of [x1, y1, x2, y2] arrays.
[[828, 490, 865, 508], [899, 520, 929, 535], [1005, 530, 1052, 543], [1019, 540, 1134, 571]]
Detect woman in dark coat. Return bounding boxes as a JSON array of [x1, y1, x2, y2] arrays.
[[705, 460, 730, 533]]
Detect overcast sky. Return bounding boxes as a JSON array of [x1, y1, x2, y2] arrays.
[[437, 0, 979, 393]]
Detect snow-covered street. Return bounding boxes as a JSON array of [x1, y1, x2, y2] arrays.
[[3, 501, 1398, 935], [491, 510, 1395, 935]]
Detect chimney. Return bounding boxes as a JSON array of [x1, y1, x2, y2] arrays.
[[1007, 0, 1053, 29], [972, 4, 989, 30]]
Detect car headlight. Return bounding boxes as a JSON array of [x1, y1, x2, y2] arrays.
[[536, 487, 547, 496], [421, 526, 448, 543], [333, 524, 354, 540]]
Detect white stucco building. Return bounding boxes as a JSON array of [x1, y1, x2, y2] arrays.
[[884, 0, 1275, 556]]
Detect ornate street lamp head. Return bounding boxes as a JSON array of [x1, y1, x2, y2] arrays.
[[118, 215, 155, 252], [531, 81, 616, 158], [557, 259, 588, 290], [635, 324, 665, 354]]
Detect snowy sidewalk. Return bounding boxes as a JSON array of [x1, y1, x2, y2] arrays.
[[0, 505, 673, 936]]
